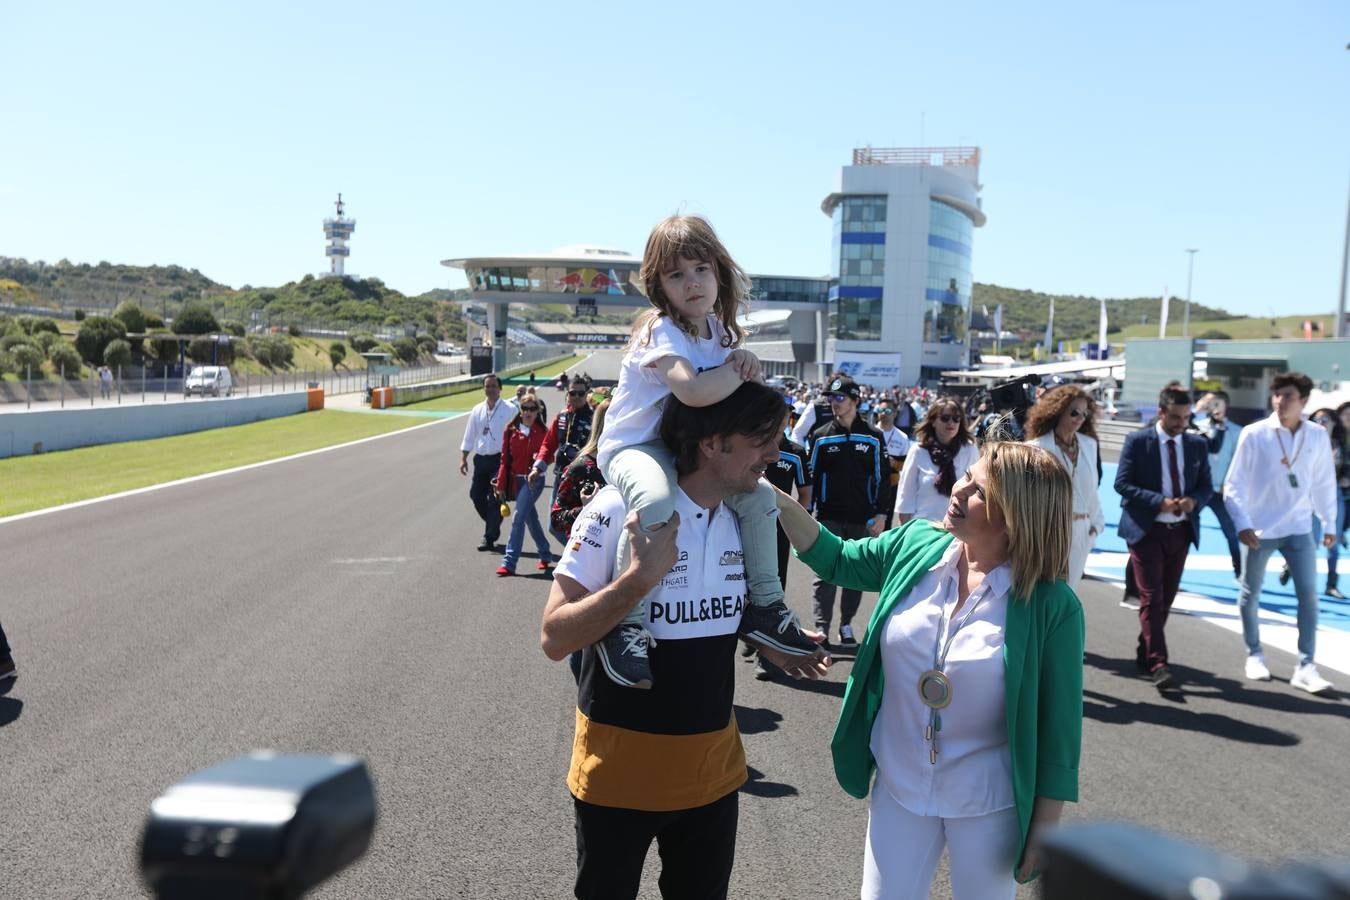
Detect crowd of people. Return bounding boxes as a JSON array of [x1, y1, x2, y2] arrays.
[[453, 214, 1350, 900]]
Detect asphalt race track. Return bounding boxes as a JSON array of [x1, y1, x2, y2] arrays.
[[2, 383, 1348, 898]]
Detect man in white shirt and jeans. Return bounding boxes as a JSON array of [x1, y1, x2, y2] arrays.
[[1223, 372, 1339, 694]]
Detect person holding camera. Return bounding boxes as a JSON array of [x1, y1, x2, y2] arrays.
[[532, 376, 595, 537], [1194, 391, 1243, 578]]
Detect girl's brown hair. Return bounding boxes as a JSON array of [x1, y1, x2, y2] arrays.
[[914, 396, 974, 448], [630, 215, 750, 350], [981, 442, 1073, 598], [1025, 384, 1099, 440]]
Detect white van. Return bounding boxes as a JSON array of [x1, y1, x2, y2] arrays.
[[184, 366, 234, 398]]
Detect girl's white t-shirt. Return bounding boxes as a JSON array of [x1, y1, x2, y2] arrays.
[[597, 315, 732, 470]]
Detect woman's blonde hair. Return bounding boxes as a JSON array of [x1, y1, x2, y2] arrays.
[[981, 442, 1072, 598], [630, 215, 750, 350]]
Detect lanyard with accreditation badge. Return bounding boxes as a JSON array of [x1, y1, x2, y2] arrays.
[[1275, 426, 1305, 489]]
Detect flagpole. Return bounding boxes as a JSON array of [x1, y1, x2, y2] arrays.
[[1183, 249, 1198, 338]]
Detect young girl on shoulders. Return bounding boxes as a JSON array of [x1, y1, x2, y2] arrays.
[[593, 215, 818, 688]]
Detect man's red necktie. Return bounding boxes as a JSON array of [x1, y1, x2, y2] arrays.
[[1167, 438, 1183, 499]]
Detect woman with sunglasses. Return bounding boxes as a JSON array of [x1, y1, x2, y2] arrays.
[[894, 398, 979, 527], [1025, 385, 1105, 591], [494, 400, 555, 576]]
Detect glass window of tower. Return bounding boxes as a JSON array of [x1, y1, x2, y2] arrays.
[[924, 200, 973, 345], [834, 196, 887, 340]]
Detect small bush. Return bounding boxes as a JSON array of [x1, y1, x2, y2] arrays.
[[76, 316, 128, 364], [1197, 329, 1232, 340], [48, 343, 83, 377], [391, 336, 419, 364], [145, 311, 165, 329], [416, 334, 437, 355], [17, 315, 60, 336], [175, 302, 220, 335], [0, 334, 34, 355], [103, 338, 133, 369], [36, 332, 65, 355], [147, 329, 180, 363], [349, 332, 377, 353], [74, 309, 86, 321], [9, 343, 44, 373], [112, 301, 147, 334], [287, 323, 302, 338], [221, 320, 246, 337], [328, 341, 347, 370], [247, 334, 292, 368]]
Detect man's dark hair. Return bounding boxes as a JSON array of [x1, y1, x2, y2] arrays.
[[483, 372, 501, 388], [661, 381, 787, 477], [1271, 371, 1313, 399], [1210, 390, 1230, 404], [1159, 386, 1192, 409]]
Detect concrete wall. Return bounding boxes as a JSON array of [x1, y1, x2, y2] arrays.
[[0, 393, 312, 459]]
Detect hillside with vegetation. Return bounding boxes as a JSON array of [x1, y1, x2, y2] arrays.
[[970, 283, 1235, 340]]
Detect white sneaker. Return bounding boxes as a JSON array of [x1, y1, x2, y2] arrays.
[[1244, 655, 1271, 681], [1290, 663, 1333, 695]]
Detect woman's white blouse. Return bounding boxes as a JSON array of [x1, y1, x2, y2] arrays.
[[870, 539, 1014, 818], [893, 441, 980, 523], [1030, 432, 1105, 533]]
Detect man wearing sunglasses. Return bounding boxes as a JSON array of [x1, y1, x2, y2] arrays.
[[805, 375, 886, 649], [532, 377, 595, 537]]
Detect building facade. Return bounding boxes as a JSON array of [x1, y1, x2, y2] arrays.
[[822, 147, 986, 385]]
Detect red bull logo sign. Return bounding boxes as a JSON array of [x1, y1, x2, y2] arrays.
[[555, 267, 624, 295]]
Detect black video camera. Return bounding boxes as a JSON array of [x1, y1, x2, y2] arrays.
[[140, 751, 376, 900]]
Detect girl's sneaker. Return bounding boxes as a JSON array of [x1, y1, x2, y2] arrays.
[[596, 624, 654, 689], [0, 656, 15, 681], [739, 601, 820, 656], [495, 566, 514, 577]]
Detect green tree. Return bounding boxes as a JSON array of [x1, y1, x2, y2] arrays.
[[103, 338, 133, 369], [391, 336, 419, 364], [75, 315, 127, 364], [328, 341, 347, 370], [48, 343, 83, 377], [349, 331, 377, 353], [175, 302, 220, 335], [17, 315, 60, 336], [112, 301, 147, 334], [9, 343, 44, 374]]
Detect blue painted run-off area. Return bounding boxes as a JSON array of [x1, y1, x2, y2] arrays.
[[1089, 463, 1350, 634]]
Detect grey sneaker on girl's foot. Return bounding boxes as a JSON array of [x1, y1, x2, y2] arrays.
[[595, 624, 655, 689], [739, 601, 819, 656]]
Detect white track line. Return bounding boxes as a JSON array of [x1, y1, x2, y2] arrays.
[[0, 415, 460, 527]]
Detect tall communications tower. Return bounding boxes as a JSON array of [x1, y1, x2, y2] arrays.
[[323, 193, 356, 277]]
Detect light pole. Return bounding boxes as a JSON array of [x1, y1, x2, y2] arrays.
[[1336, 176, 1348, 338], [1183, 249, 1198, 338]]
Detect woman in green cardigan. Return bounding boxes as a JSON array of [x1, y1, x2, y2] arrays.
[[774, 441, 1083, 897]]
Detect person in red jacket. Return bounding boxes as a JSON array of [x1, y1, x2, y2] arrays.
[[495, 399, 555, 576]]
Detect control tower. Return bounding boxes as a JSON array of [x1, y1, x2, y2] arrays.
[[323, 194, 356, 277]]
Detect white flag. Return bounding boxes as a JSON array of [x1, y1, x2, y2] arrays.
[[1159, 288, 1170, 338], [1098, 299, 1108, 359], [993, 303, 1003, 336]]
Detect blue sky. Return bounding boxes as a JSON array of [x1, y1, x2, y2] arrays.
[[2, 1, 1347, 318]]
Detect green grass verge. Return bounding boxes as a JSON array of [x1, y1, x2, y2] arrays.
[[0, 409, 432, 518], [397, 355, 583, 411]]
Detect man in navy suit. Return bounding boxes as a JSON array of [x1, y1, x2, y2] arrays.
[[1114, 386, 1214, 691]]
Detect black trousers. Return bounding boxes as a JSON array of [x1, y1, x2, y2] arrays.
[[469, 453, 503, 543], [812, 518, 869, 632], [573, 791, 738, 900], [0, 619, 10, 657]]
